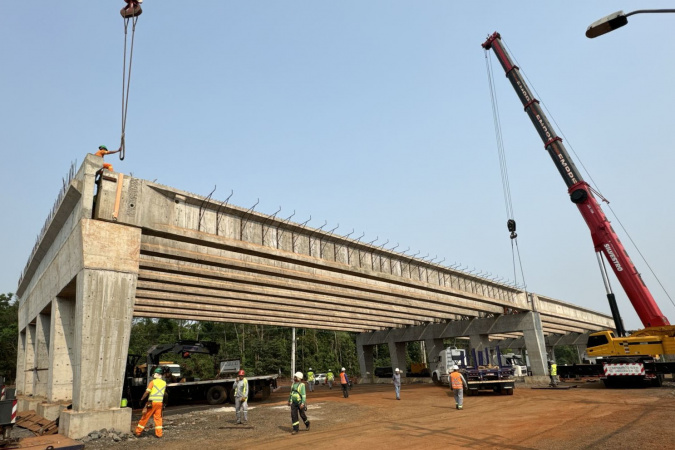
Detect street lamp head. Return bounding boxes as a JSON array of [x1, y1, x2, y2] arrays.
[[586, 10, 628, 38]]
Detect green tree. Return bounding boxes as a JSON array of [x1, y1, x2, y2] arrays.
[[0, 293, 18, 383]]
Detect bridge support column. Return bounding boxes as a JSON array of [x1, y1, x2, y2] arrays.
[[356, 342, 374, 383], [424, 338, 445, 369], [40, 296, 77, 421], [58, 221, 140, 439], [388, 341, 407, 375], [34, 312, 50, 399], [522, 312, 548, 377]]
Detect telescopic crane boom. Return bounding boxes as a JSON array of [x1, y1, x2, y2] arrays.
[[481, 32, 669, 333]]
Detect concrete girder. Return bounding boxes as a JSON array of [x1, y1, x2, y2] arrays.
[[357, 313, 545, 345], [141, 228, 528, 311], [136, 260, 491, 319], [133, 310, 370, 333], [133, 297, 411, 329], [134, 284, 437, 324]]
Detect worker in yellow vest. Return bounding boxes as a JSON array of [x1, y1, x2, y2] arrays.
[[449, 365, 468, 410], [548, 360, 558, 387], [135, 368, 167, 438], [307, 368, 315, 392], [326, 369, 335, 389], [288, 372, 310, 435]]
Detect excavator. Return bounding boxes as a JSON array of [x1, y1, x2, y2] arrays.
[[482, 32, 675, 386]]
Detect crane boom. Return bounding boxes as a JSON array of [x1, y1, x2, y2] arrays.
[[482, 32, 669, 329]]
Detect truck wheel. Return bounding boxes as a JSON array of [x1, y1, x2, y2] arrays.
[[261, 385, 271, 400], [651, 375, 664, 388], [432, 373, 441, 386], [506, 388, 514, 395], [206, 386, 227, 405]]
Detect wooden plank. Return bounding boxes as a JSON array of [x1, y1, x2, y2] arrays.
[[12, 433, 84, 449]]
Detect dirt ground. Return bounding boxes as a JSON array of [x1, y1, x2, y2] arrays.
[[76, 379, 675, 449]]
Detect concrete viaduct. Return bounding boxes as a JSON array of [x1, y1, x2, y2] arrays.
[[14, 155, 614, 438]]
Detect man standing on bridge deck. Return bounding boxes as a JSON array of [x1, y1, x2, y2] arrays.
[[450, 365, 467, 410], [307, 368, 315, 392], [288, 372, 310, 435], [135, 368, 167, 438], [234, 370, 249, 424]]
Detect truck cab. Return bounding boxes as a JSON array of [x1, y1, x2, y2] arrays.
[[432, 347, 466, 385]]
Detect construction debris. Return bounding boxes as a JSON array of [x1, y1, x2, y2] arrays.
[[14, 410, 58, 436]]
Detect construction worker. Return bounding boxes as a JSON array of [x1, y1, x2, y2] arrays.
[[234, 369, 249, 424], [288, 372, 310, 435], [95, 145, 120, 172], [339, 367, 350, 398], [135, 367, 167, 438], [548, 360, 558, 387], [449, 365, 468, 410], [393, 368, 402, 400], [307, 368, 315, 392], [326, 369, 334, 389]]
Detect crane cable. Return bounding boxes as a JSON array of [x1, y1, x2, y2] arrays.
[[484, 49, 528, 293], [118, 13, 141, 160], [500, 41, 675, 310]]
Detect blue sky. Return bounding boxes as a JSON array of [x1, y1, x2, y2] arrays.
[[2, 2, 674, 330]]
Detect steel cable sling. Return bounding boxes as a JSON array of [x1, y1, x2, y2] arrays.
[[118, 12, 141, 160]]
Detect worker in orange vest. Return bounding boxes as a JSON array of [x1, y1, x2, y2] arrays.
[[135, 368, 167, 438], [449, 365, 468, 410], [95, 145, 120, 172], [339, 367, 350, 398]]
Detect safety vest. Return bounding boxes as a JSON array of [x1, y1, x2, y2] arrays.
[[550, 364, 557, 376], [289, 382, 305, 404], [327, 372, 334, 381], [307, 371, 315, 381], [450, 372, 464, 390], [340, 372, 347, 384], [148, 379, 167, 403]]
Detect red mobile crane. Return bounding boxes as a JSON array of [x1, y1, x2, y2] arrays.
[[482, 32, 675, 386]]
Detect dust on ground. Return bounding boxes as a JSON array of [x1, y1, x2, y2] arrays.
[[45, 380, 675, 449]]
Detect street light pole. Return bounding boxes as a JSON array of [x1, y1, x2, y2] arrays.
[[586, 9, 675, 38]]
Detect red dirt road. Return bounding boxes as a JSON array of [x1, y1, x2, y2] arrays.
[[90, 381, 675, 449]]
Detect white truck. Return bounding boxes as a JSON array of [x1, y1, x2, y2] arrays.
[[500, 353, 529, 377], [432, 347, 467, 385]]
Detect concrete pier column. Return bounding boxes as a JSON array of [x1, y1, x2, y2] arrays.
[[33, 312, 51, 398], [16, 330, 27, 395], [424, 338, 445, 368], [388, 341, 407, 374], [24, 324, 36, 396], [521, 312, 548, 376], [39, 296, 77, 421], [356, 343, 374, 383], [48, 296, 76, 402]]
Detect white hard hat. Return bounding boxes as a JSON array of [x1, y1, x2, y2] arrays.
[[309, 368, 312, 371], [294, 371, 304, 380], [395, 368, 400, 372], [341, 367, 346, 371], [452, 365, 459, 371]]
